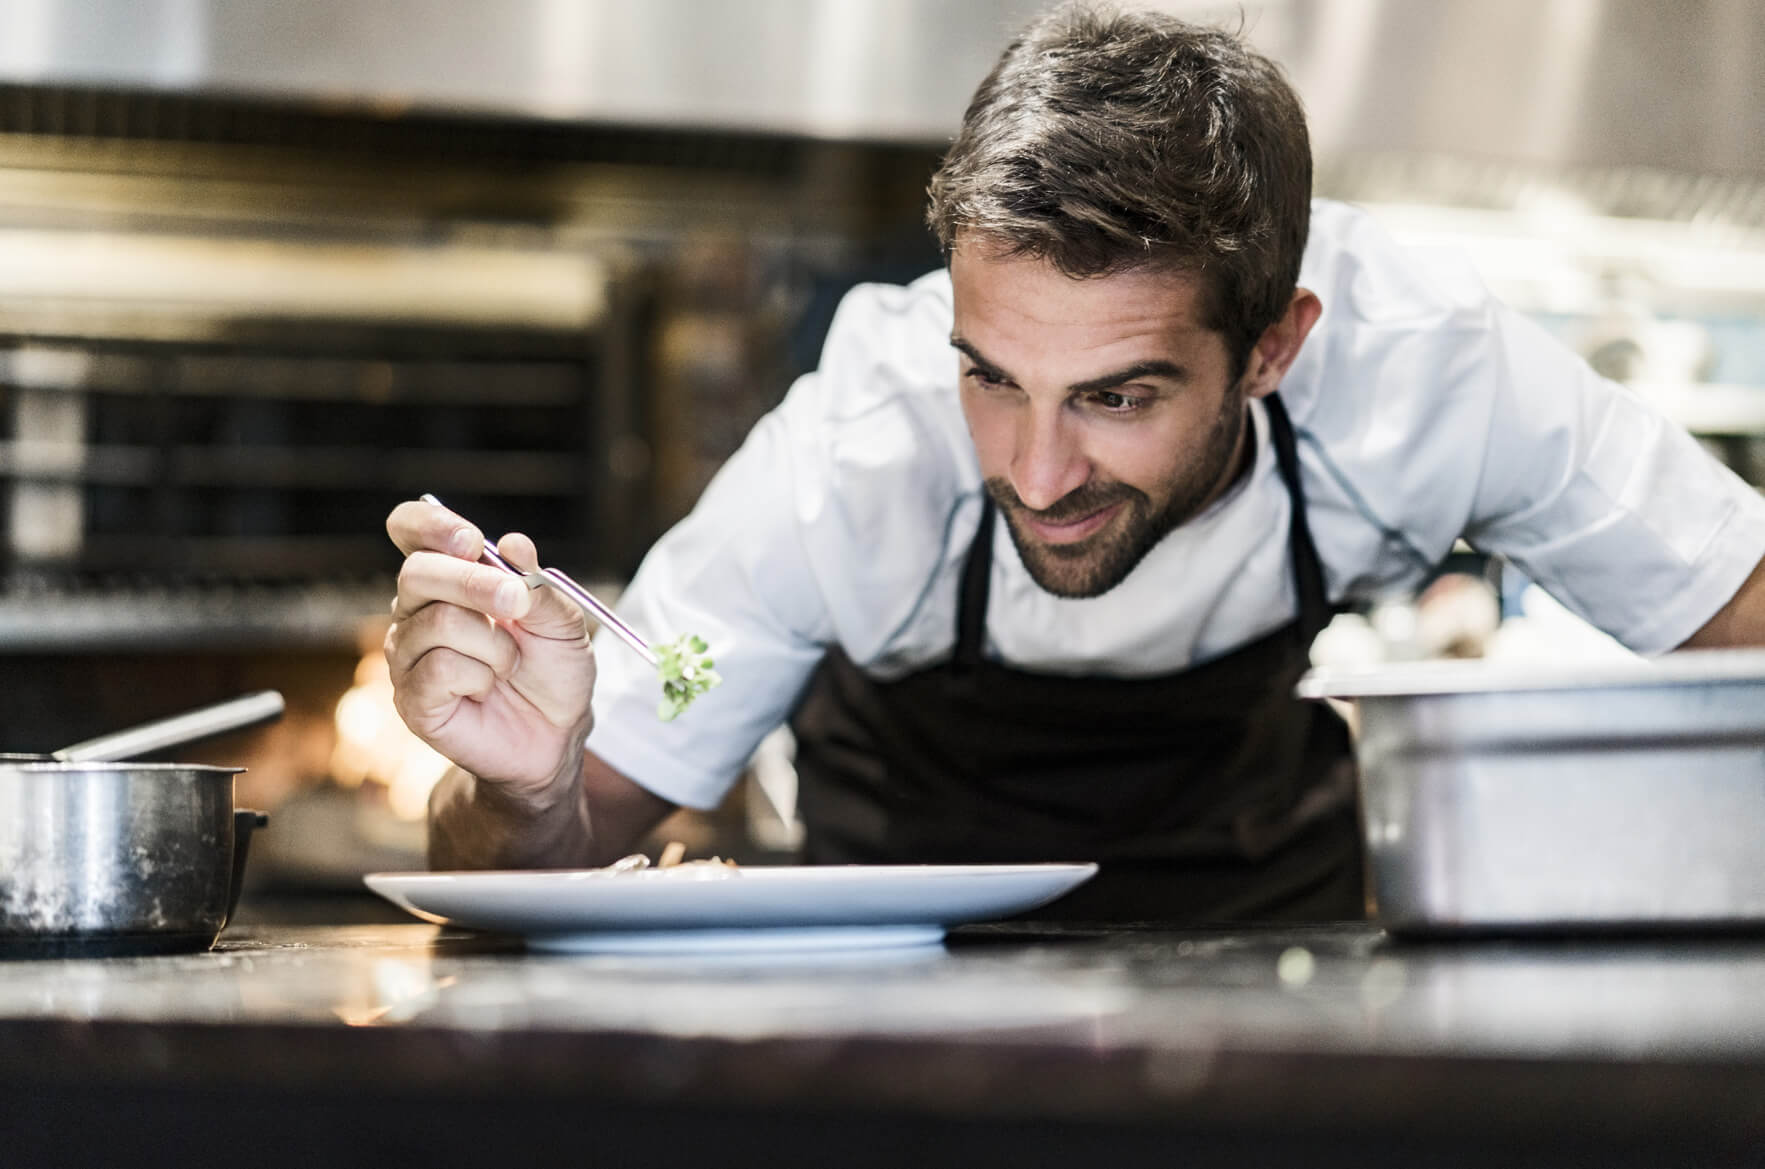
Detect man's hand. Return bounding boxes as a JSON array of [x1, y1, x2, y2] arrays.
[[384, 498, 597, 805]]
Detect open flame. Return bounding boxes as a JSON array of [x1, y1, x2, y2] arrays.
[[330, 651, 452, 821]]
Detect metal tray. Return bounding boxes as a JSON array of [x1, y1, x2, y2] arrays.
[[1297, 649, 1765, 935]]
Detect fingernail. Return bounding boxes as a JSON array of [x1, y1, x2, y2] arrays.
[[449, 528, 476, 558], [494, 580, 526, 617]]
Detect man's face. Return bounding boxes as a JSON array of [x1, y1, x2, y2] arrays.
[[950, 245, 1254, 599]]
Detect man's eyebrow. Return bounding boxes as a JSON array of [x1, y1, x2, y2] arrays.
[[951, 335, 1189, 394], [950, 336, 1010, 380], [1068, 360, 1190, 395]]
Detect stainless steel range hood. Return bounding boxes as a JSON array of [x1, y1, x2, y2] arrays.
[[0, 0, 1054, 142], [0, 0, 1761, 175]]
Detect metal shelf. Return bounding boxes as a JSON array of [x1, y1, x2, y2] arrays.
[[0, 578, 392, 651], [1, 348, 585, 404], [0, 441, 585, 494]]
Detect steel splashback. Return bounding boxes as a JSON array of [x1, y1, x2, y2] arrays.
[[0, 0, 1760, 176]]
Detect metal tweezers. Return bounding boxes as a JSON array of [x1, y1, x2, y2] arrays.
[[420, 494, 658, 668]]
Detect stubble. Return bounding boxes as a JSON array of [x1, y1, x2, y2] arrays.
[[985, 386, 1250, 599]]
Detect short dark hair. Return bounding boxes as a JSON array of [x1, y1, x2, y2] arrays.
[[927, 2, 1312, 377]]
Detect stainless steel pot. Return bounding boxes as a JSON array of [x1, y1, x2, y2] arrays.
[[0, 763, 266, 957], [0, 692, 283, 958], [1298, 650, 1765, 935]]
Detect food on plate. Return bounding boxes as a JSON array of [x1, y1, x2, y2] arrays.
[[655, 633, 721, 722], [605, 841, 740, 878]]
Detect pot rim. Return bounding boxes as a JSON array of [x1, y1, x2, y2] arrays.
[[1297, 646, 1765, 700], [0, 759, 245, 774]]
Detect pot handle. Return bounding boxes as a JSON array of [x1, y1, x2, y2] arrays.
[[54, 691, 286, 763], [225, 810, 270, 927]]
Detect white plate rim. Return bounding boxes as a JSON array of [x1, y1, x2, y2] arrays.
[[363, 861, 1098, 937]]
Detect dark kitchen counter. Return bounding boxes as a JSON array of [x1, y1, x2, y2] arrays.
[[4, 920, 1765, 1168]]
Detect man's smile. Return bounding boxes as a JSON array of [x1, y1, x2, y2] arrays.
[[1018, 499, 1125, 546]]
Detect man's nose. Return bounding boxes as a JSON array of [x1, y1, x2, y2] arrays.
[[1009, 405, 1089, 511]]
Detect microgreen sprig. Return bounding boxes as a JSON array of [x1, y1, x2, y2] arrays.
[[656, 633, 721, 722]]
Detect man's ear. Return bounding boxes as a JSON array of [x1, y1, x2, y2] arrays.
[[1242, 288, 1322, 399]]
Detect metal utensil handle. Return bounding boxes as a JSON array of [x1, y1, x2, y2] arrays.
[[535, 566, 659, 668], [420, 494, 658, 668], [53, 691, 287, 763]]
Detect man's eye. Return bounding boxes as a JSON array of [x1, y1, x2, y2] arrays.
[[966, 367, 1009, 388], [1091, 390, 1142, 412]]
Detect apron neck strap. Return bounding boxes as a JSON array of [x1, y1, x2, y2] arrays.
[[953, 392, 1330, 668], [1262, 393, 1332, 642], [955, 495, 996, 671]]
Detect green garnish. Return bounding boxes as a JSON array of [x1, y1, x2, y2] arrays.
[[656, 633, 721, 722]]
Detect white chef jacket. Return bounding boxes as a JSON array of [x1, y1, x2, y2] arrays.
[[588, 199, 1765, 810]]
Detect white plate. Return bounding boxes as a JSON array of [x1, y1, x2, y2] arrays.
[[363, 863, 1098, 954]]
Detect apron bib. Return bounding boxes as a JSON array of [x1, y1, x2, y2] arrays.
[[789, 395, 1364, 923]]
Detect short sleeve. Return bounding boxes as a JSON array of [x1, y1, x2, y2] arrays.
[[585, 384, 836, 810], [1288, 200, 1765, 653], [586, 275, 969, 808], [1463, 305, 1765, 653]]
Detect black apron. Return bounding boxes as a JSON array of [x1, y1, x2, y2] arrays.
[[788, 394, 1365, 924]]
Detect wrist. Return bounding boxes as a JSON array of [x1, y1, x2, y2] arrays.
[[480, 733, 590, 819], [447, 754, 593, 870]]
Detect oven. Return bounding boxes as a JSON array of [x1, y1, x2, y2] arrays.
[[0, 81, 941, 906]]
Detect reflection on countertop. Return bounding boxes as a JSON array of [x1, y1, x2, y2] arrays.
[[4, 922, 1765, 1060], [6, 922, 1765, 1168]]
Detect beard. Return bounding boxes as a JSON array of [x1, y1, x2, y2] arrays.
[[986, 385, 1250, 599]]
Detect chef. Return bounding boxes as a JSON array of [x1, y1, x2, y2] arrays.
[[383, 4, 1765, 922]]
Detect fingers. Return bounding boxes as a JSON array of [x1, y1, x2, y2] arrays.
[[496, 530, 539, 572], [385, 600, 521, 683], [387, 497, 533, 625], [387, 497, 481, 560], [481, 530, 588, 641], [389, 644, 499, 733], [394, 550, 533, 625], [386, 496, 587, 645]]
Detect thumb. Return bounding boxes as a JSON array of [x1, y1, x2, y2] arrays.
[[493, 531, 588, 640]]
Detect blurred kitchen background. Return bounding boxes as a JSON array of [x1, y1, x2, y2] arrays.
[[0, 0, 1760, 913]]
